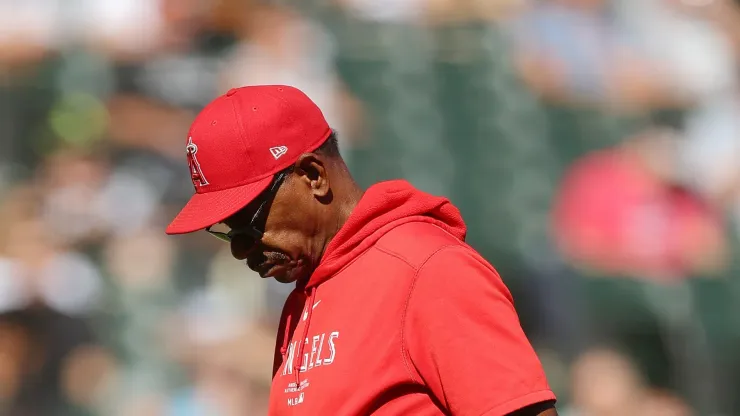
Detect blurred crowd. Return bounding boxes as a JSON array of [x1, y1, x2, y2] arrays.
[[2, 0, 740, 415]]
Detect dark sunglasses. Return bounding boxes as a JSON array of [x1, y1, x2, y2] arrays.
[[205, 171, 289, 243]]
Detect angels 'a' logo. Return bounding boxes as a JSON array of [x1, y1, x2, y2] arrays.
[[186, 137, 209, 187]]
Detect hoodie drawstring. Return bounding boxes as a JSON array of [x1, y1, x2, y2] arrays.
[[294, 287, 317, 386], [279, 313, 293, 358]]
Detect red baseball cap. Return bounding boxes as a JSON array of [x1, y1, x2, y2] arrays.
[[166, 85, 332, 235]]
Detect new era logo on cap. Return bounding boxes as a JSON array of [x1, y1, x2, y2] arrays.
[[270, 146, 288, 160]]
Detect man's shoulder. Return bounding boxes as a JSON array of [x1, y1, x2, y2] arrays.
[[373, 221, 474, 272]]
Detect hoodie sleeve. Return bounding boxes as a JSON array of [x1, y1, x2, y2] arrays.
[[403, 246, 555, 416]]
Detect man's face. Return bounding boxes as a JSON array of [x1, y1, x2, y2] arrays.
[[220, 171, 318, 284]]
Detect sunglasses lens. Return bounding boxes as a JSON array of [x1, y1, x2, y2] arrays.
[[204, 173, 282, 244], [207, 230, 231, 242]]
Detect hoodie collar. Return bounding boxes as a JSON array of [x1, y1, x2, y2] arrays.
[[303, 180, 466, 289]]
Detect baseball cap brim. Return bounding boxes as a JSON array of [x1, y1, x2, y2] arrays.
[[166, 175, 273, 235]]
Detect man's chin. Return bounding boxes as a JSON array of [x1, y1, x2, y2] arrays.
[[272, 274, 299, 284], [247, 258, 310, 284], [271, 262, 310, 284]]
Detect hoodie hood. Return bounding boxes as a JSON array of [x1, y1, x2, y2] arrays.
[[306, 180, 466, 289]]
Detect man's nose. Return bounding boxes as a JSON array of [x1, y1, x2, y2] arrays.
[[230, 234, 256, 260]]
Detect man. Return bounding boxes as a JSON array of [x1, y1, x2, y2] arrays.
[[166, 85, 557, 415]]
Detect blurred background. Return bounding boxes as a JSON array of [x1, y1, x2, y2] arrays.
[[2, 0, 740, 415]]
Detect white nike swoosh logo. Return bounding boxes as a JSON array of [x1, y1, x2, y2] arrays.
[[303, 301, 321, 321]]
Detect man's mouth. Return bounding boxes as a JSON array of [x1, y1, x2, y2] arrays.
[[257, 263, 281, 278], [247, 258, 271, 276], [248, 250, 295, 277], [249, 258, 287, 279]]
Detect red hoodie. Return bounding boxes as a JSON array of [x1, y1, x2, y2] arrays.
[[269, 180, 555, 415]]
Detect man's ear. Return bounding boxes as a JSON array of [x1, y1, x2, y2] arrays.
[[294, 153, 330, 198]]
